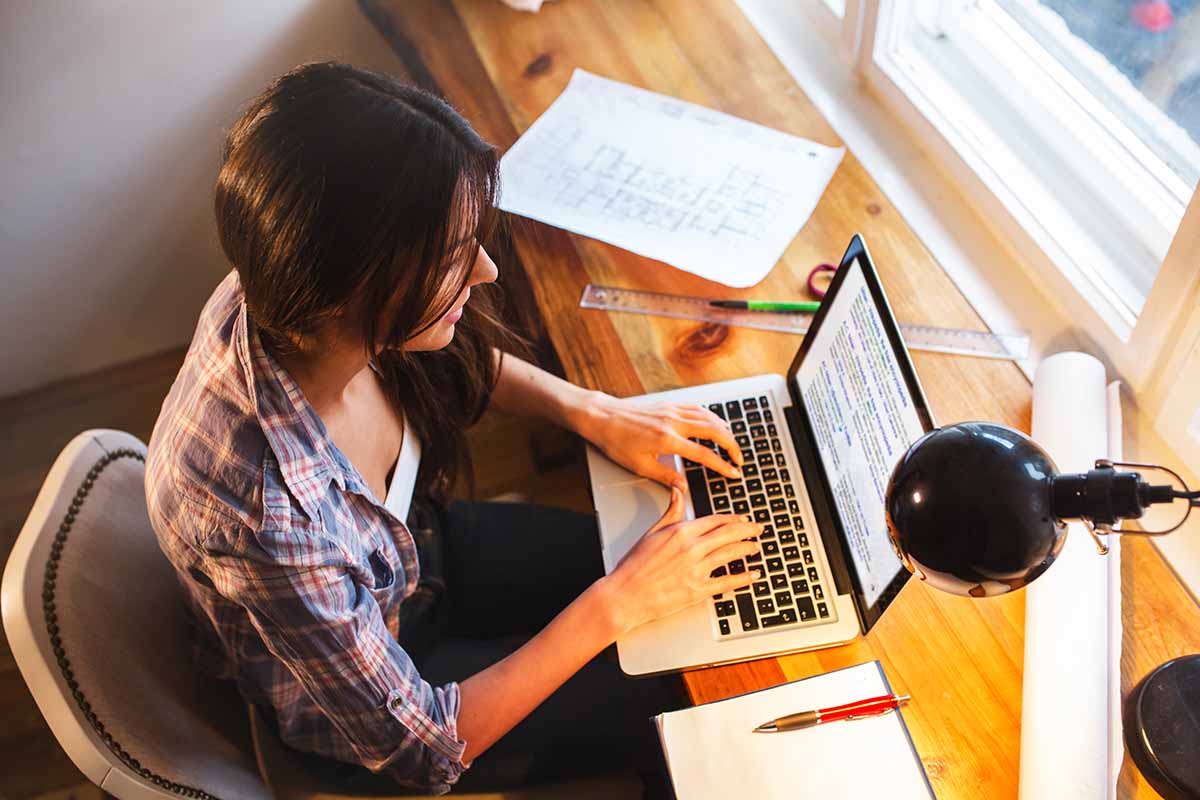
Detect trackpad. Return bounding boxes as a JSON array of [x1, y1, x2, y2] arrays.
[[593, 476, 698, 574]]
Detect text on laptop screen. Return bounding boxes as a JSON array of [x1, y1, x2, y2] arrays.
[[794, 258, 927, 606]]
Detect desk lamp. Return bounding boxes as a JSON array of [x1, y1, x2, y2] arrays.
[[884, 421, 1199, 798]]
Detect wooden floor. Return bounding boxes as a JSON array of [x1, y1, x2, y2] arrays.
[[0, 348, 593, 800]]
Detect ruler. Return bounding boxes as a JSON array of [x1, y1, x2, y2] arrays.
[[580, 284, 1030, 361]]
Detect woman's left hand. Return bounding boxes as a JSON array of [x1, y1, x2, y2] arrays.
[[574, 393, 743, 491]]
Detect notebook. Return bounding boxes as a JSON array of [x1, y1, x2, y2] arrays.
[[654, 661, 935, 799]]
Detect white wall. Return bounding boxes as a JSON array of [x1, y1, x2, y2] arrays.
[[0, 1, 408, 397]]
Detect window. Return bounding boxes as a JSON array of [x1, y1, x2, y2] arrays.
[[870, 0, 1198, 330]]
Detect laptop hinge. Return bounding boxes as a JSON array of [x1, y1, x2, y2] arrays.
[[783, 403, 857, 612]]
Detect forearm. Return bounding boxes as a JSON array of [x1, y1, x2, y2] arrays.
[[455, 577, 623, 764], [489, 350, 601, 434]]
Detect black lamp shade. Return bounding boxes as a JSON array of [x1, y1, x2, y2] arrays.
[[885, 422, 1068, 597]]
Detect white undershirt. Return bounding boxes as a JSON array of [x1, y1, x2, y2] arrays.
[[383, 419, 421, 523]]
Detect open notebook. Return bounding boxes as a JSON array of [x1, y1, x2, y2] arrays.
[[655, 661, 934, 799]]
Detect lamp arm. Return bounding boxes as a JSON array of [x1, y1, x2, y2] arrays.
[[1069, 460, 1196, 554]]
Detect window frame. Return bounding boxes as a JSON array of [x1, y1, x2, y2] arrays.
[[844, 0, 1200, 403]]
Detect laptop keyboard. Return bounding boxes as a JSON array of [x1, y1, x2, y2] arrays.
[[684, 394, 835, 639]]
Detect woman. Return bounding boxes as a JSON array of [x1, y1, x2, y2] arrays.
[[145, 62, 761, 795]]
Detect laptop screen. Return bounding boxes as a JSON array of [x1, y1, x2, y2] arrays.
[[788, 240, 932, 627]]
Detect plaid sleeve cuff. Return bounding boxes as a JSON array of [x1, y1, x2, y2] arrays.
[[384, 681, 467, 793]]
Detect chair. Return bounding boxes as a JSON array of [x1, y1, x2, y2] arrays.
[[3, 430, 641, 800], [2, 430, 270, 800]]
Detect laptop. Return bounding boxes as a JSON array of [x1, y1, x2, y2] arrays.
[[586, 235, 936, 676]]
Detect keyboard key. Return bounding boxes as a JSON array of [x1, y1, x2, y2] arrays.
[[751, 493, 767, 508], [709, 479, 726, 495], [715, 600, 736, 617], [719, 618, 731, 635], [762, 468, 778, 481], [808, 567, 819, 582], [772, 439, 782, 452], [785, 484, 795, 499], [741, 449, 755, 464], [788, 563, 805, 577], [818, 602, 829, 618], [770, 498, 787, 512], [725, 401, 743, 420], [730, 420, 747, 434], [735, 434, 751, 449], [792, 579, 809, 594], [792, 515, 805, 529], [766, 557, 784, 573], [783, 546, 800, 561], [761, 613, 793, 629], [733, 500, 750, 515], [744, 397, 759, 410], [746, 552, 762, 565], [711, 565, 727, 578], [757, 453, 774, 466], [759, 395, 769, 407], [746, 478, 763, 492], [729, 484, 746, 499], [750, 425, 765, 438], [753, 439, 769, 453], [742, 462, 759, 478], [768, 424, 778, 437], [699, 438, 715, 449], [789, 500, 801, 514], [813, 584, 824, 600], [780, 468, 791, 482], [762, 540, 780, 556], [803, 549, 814, 564], [775, 591, 793, 607], [774, 514, 791, 529], [756, 598, 775, 615], [797, 597, 817, 621], [713, 495, 731, 511], [760, 525, 775, 539], [753, 509, 771, 523], [709, 402, 725, 418], [729, 560, 746, 574], [766, 484, 782, 498], [753, 581, 771, 597], [798, 532, 809, 547], [771, 574, 788, 590], [686, 469, 712, 516], [778, 529, 795, 544], [736, 594, 759, 630], [746, 411, 763, 424]]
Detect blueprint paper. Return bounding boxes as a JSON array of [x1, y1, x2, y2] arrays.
[[1019, 353, 1122, 800], [498, 70, 844, 288]]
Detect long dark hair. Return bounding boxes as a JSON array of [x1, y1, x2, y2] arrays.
[[215, 62, 524, 501]]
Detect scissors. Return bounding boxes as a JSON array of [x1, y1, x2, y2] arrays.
[[807, 263, 837, 299]]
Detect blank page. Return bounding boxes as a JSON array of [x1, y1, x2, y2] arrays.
[[657, 661, 933, 799]]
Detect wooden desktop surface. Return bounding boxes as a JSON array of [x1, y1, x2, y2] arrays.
[[365, 1, 1200, 796]]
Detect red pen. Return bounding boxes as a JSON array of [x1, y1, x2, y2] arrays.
[[752, 693, 911, 733]]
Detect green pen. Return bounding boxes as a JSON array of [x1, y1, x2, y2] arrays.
[[709, 299, 820, 313]]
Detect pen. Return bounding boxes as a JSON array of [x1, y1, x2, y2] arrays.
[[752, 693, 911, 733], [709, 299, 821, 313]]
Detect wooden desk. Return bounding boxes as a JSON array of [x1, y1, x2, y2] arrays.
[[363, 1, 1200, 795]]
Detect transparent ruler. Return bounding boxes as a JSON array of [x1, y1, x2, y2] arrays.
[[581, 284, 1030, 361]]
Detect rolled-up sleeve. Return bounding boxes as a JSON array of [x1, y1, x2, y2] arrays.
[[205, 523, 467, 793]]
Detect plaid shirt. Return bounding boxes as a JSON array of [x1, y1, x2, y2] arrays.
[[145, 272, 466, 793]]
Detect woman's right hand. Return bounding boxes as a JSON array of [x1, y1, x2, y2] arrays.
[[600, 487, 763, 636]]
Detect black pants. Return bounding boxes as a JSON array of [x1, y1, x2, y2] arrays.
[[306, 500, 683, 796]]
